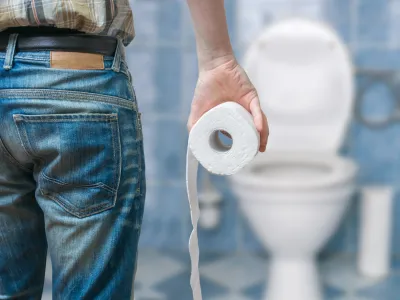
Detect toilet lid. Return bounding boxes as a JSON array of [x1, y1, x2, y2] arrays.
[[243, 18, 354, 153]]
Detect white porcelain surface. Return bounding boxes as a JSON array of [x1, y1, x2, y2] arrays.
[[232, 153, 356, 256], [267, 258, 322, 300], [231, 154, 356, 300], [237, 152, 357, 192], [228, 18, 356, 300], [244, 18, 354, 154]]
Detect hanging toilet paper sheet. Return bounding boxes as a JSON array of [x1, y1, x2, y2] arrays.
[[186, 102, 260, 300]]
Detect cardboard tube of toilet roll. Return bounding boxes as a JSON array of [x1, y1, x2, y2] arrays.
[[186, 102, 260, 300]]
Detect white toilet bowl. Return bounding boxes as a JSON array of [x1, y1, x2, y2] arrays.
[[228, 18, 357, 300], [231, 153, 357, 300]]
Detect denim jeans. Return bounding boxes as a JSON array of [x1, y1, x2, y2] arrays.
[[0, 34, 146, 299]]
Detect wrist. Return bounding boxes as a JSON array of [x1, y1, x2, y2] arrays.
[[197, 51, 236, 72]]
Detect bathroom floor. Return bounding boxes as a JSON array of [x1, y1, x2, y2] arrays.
[[41, 250, 400, 300]]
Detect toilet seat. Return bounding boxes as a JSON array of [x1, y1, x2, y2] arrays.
[[235, 152, 357, 191]]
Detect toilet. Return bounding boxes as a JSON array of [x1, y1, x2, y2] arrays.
[[229, 19, 358, 300]]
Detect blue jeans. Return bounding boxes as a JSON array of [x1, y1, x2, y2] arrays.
[[0, 34, 146, 299]]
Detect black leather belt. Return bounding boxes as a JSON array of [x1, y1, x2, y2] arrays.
[[0, 27, 118, 56]]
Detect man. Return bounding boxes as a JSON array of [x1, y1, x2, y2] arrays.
[[0, 0, 268, 299]]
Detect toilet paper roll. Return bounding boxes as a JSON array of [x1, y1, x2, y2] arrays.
[[186, 102, 260, 300]]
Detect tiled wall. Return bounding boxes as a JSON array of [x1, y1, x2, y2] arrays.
[[127, 0, 400, 255]]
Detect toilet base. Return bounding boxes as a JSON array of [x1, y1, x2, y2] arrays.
[[265, 256, 322, 300]]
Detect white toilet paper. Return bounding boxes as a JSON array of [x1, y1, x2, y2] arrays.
[[186, 102, 260, 300]]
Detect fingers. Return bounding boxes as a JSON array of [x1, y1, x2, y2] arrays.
[[260, 113, 269, 152], [187, 114, 195, 133], [249, 96, 269, 152], [187, 107, 206, 133]]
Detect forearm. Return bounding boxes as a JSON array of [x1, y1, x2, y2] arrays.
[[186, 0, 234, 70]]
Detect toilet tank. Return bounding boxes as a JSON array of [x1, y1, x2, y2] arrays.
[[243, 18, 354, 153]]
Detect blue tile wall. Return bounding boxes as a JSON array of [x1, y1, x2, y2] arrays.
[[127, 0, 400, 259], [156, 1, 182, 44], [357, 0, 390, 46], [125, 48, 156, 114], [195, 176, 241, 252], [141, 118, 187, 182], [239, 214, 264, 253], [130, 1, 158, 45], [324, 0, 353, 43], [139, 183, 187, 249], [153, 47, 182, 114]]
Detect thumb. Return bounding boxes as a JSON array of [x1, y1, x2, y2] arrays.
[[187, 112, 196, 133]]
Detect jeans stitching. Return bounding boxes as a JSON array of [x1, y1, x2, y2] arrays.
[[0, 135, 33, 173], [41, 172, 117, 193], [40, 188, 115, 219], [13, 114, 118, 122], [13, 119, 44, 166], [127, 78, 136, 101], [0, 55, 48, 62], [111, 117, 122, 205], [3, 33, 18, 70], [0, 89, 136, 110], [0, 285, 43, 299], [14, 114, 121, 217], [20, 113, 120, 193], [14, 113, 117, 118], [135, 113, 144, 197], [110, 119, 117, 192], [18, 117, 119, 188]]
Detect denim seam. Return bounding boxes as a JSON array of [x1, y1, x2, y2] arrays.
[[13, 118, 44, 168], [0, 285, 43, 299], [103, 65, 131, 82], [135, 113, 143, 197], [13, 114, 121, 218], [119, 68, 131, 80], [0, 55, 48, 62], [3, 33, 18, 70], [14, 114, 120, 193], [40, 188, 115, 219], [127, 77, 136, 100], [41, 172, 117, 193], [112, 116, 122, 204], [12, 111, 122, 219], [14, 113, 117, 120], [0, 135, 33, 173], [12, 118, 117, 122], [0, 89, 136, 110]]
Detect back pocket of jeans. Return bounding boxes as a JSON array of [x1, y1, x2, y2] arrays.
[[13, 113, 121, 218]]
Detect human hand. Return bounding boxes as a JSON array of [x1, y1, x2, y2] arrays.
[[187, 55, 269, 152]]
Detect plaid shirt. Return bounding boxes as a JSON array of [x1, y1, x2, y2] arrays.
[[0, 0, 135, 46]]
